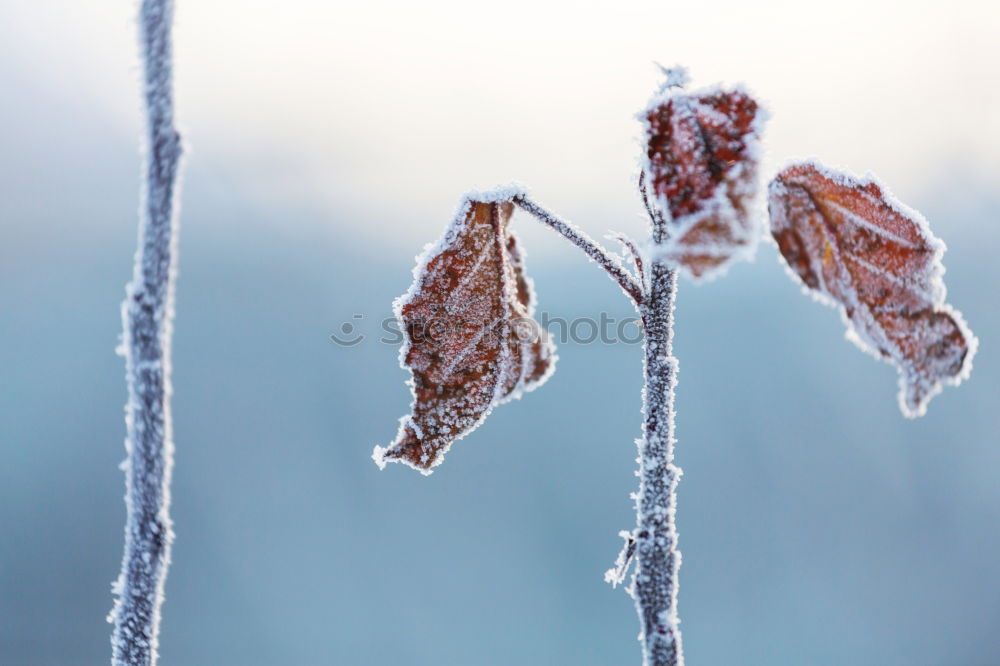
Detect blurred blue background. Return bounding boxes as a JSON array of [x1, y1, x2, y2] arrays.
[[1, 1, 998, 665]]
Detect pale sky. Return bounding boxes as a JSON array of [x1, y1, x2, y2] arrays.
[[2, 0, 998, 248]]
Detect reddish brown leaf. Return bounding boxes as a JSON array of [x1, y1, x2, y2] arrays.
[[374, 191, 555, 473], [769, 162, 976, 417], [642, 83, 765, 279]]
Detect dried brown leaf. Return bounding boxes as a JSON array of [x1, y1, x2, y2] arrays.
[[642, 84, 766, 279], [769, 162, 977, 417], [374, 192, 555, 473]]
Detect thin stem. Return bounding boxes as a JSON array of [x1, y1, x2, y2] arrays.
[[514, 194, 643, 305], [639, 171, 668, 237], [612, 232, 646, 289], [631, 186, 683, 665], [633, 259, 683, 666], [110, 1, 182, 664]]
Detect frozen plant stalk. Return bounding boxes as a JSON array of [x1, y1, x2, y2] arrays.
[[374, 70, 766, 666], [372, 66, 973, 666], [110, 1, 183, 664], [622, 73, 766, 665], [631, 252, 683, 662]]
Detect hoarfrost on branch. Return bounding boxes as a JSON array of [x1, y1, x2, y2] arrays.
[[110, 1, 183, 664]]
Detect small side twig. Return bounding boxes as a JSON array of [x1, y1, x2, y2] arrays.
[[514, 194, 643, 305], [611, 232, 646, 289], [639, 171, 668, 235], [604, 529, 638, 588], [110, 1, 183, 664]]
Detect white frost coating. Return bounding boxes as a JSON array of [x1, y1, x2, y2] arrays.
[[638, 73, 770, 282], [638, 78, 768, 134], [461, 181, 529, 205], [769, 163, 978, 418], [110, 1, 182, 665], [653, 64, 691, 93]]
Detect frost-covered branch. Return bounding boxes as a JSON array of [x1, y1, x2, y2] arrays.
[[516, 187, 684, 664], [513, 194, 643, 305], [110, 1, 183, 664], [624, 175, 685, 665], [631, 253, 684, 666]]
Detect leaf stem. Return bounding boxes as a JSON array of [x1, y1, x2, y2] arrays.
[[513, 194, 643, 305], [110, 1, 182, 664]]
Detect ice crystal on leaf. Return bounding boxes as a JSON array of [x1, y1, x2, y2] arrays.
[[641, 79, 766, 279], [769, 162, 976, 417], [374, 193, 556, 473]]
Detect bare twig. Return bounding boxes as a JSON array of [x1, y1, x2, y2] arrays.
[[513, 194, 643, 305], [110, 1, 183, 664], [612, 232, 647, 289]]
